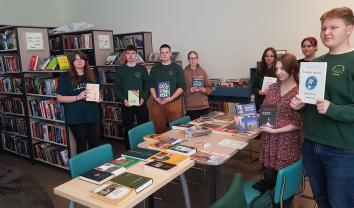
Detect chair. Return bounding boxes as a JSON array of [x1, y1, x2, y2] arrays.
[[68, 144, 114, 208], [243, 158, 304, 208], [209, 173, 247, 208], [169, 116, 191, 130]]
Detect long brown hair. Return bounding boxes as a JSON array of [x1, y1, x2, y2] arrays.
[[274, 54, 300, 84], [68, 50, 96, 85], [187, 51, 200, 68], [259, 47, 277, 77]]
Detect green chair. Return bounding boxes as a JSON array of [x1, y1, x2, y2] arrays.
[[169, 116, 191, 130], [68, 144, 114, 208], [128, 121, 155, 149], [209, 173, 247, 208], [243, 158, 304, 208]]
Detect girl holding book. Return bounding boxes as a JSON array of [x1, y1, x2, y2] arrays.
[[298, 37, 318, 64], [252, 47, 277, 112], [56, 50, 102, 154], [183, 51, 213, 120]]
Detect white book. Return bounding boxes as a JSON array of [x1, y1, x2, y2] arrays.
[[218, 139, 249, 149], [299, 62, 327, 104], [261, 76, 277, 92], [95, 163, 126, 176]]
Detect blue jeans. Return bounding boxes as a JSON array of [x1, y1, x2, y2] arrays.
[[302, 139, 354, 208]]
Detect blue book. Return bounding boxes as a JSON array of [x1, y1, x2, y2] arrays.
[[236, 103, 259, 132], [157, 81, 170, 99]]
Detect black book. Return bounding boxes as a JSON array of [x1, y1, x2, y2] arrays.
[[79, 169, 114, 185], [259, 105, 277, 129]]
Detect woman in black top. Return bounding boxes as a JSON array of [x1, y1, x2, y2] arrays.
[[56, 51, 102, 154], [298, 37, 318, 64], [251, 47, 277, 112]]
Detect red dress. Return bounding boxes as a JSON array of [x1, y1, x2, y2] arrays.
[[259, 83, 304, 171]]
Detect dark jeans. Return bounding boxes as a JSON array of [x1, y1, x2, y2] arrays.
[[302, 139, 354, 208], [68, 121, 101, 154], [122, 103, 149, 150], [186, 108, 209, 121]]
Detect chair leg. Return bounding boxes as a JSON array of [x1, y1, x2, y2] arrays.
[[68, 200, 75, 208]]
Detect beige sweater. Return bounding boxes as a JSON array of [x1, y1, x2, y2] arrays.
[[183, 65, 213, 110]]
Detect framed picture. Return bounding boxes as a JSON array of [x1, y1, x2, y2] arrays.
[[276, 50, 287, 56], [148, 52, 160, 62]]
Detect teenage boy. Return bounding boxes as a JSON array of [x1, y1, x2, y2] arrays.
[[290, 7, 354, 208], [149, 44, 186, 134], [113, 45, 150, 150]]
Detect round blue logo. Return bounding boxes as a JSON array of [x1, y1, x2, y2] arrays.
[[305, 76, 317, 90]]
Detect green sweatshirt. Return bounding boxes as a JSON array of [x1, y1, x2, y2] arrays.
[[303, 51, 354, 150], [149, 62, 186, 103], [113, 64, 150, 102], [251, 68, 273, 107]]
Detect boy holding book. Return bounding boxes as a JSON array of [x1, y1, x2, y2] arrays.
[[149, 44, 186, 134], [290, 7, 354, 208], [113, 45, 150, 150]]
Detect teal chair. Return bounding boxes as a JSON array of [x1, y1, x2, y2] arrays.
[[128, 121, 155, 149], [209, 173, 247, 208], [243, 158, 304, 208], [169, 116, 191, 130], [68, 144, 114, 208]]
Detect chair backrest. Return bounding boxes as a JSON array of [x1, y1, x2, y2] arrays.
[[274, 158, 303, 203], [169, 116, 191, 130], [69, 144, 114, 179], [128, 121, 155, 149]]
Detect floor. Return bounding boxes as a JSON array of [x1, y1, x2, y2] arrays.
[[1, 138, 317, 208]]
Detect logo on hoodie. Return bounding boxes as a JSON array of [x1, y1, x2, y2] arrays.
[[169, 70, 174, 75], [135, 72, 141, 78], [332, 65, 344, 76]]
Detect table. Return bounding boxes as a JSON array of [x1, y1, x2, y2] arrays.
[[54, 159, 195, 208], [138, 129, 256, 205]]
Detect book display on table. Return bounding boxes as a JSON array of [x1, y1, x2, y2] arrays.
[[212, 125, 239, 136], [213, 114, 235, 124], [143, 133, 169, 142], [190, 150, 229, 165], [184, 128, 212, 138], [198, 123, 222, 130], [259, 105, 277, 129], [121, 147, 160, 161], [95, 163, 126, 176], [109, 156, 141, 168], [218, 139, 249, 149]]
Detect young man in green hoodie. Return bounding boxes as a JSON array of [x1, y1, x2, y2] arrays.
[[290, 7, 354, 208], [113, 45, 150, 150]]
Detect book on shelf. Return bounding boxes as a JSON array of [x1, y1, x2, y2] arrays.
[[26, 77, 59, 96], [104, 52, 119, 65], [147, 137, 186, 151], [298, 62, 327, 105], [217, 139, 249, 149], [56, 55, 70, 70], [109, 156, 141, 169], [79, 169, 114, 185], [148, 151, 190, 166], [171, 52, 178, 61], [135, 53, 144, 64], [29, 55, 39, 71], [37, 58, 51, 71], [184, 128, 212, 138], [95, 163, 126, 176], [109, 172, 153, 193], [102, 105, 122, 121], [99, 70, 116, 84], [190, 150, 229, 165], [144, 160, 176, 174], [148, 52, 159, 62], [32, 142, 68, 166], [193, 76, 203, 90], [0, 56, 20, 72], [143, 134, 170, 142], [171, 123, 195, 130], [121, 147, 160, 162], [86, 83, 100, 102], [90, 181, 135, 206], [0, 96, 25, 115], [31, 121, 67, 145], [0, 77, 22, 93], [127, 90, 139, 106], [116, 53, 126, 65], [236, 103, 259, 132], [46, 57, 58, 70], [261, 76, 277, 92], [157, 81, 170, 99], [259, 105, 277, 129], [166, 144, 197, 155], [1, 116, 27, 136], [0, 30, 17, 50], [2, 133, 28, 156], [103, 122, 125, 138]]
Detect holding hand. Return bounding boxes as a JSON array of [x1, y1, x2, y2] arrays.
[[259, 90, 266, 95], [138, 98, 144, 106], [260, 126, 277, 133], [290, 94, 305, 110], [124, 99, 132, 107], [190, 87, 198, 93], [316, 99, 330, 114], [161, 97, 173, 105], [77, 90, 89, 100], [154, 97, 164, 105], [199, 87, 206, 93]]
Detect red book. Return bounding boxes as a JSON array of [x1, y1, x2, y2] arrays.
[[29, 56, 39, 71], [66, 38, 70, 49]]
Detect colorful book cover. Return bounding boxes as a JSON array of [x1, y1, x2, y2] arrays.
[[148, 151, 190, 166], [128, 90, 139, 106], [121, 147, 160, 161], [109, 172, 152, 193], [157, 81, 170, 99], [95, 163, 126, 176], [259, 105, 277, 129], [29, 55, 38, 71], [144, 160, 176, 173], [90, 181, 135, 206], [37, 58, 50, 70], [190, 150, 229, 165], [167, 144, 196, 155], [46, 57, 58, 70], [236, 103, 259, 132], [193, 76, 203, 90], [56, 55, 70, 70], [86, 83, 100, 102], [211, 126, 239, 135], [109, 156, 141, 168]]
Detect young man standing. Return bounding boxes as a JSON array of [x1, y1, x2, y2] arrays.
[[113, 45, 150, 150], [149, 44, 186, 134], [290, 7, 354, 208]]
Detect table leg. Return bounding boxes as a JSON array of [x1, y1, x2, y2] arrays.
[[179, 173, 191, 208], [209, 165, 216, 205], [148, 194, 154, 208]]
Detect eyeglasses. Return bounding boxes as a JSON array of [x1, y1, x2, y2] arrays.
[[188, 57, 198, 60]]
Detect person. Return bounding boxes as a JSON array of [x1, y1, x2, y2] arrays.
[[149, 44, 186, 134], [252, 47, 277, 112], [113, 45, 150, 150], [56, 50, 102, 154], [183, 51, 213, 120], [290, 7, 354, 208], [298, 37, 318, 64]]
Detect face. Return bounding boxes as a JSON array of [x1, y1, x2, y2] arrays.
[[320, 18, 353, 50], [275, 61, 290, 82], [73, 54, 85, 70], [160, 47, 172, 62], [188, 53, 198, 67], [301, 40, 317, 57], [126, 50, 138, 62], [265, 50, 275, 66]]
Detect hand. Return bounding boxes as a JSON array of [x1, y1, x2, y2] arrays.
[[77, 90, 89, 100], [124, 99, 132, 107], [138, 98, 144, 106], [290, 94, 305, 110], [199, 88, 206, 93], [259, 90, 266, 95], [190, 87, 198, 93], [154, 97, 164, 105], [316, 99, 330, 114], [95, 97, 102, 103], [161, 97, 173, 105], [260, 126, 276, 133]]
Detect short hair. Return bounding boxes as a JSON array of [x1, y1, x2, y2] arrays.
[[259, 47, 277, 77], [301, 37, 318, 51], [320, 7, 354, 26], [274, 54, 300, 84], [125, 44, 137, 52], [160, 44, 171, 51]]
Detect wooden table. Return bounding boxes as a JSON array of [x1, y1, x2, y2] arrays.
[[54, 159, 195, 208]]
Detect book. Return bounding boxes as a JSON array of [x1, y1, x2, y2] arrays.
[[180, 141, 211, 151], [148, 151, 190, 166], [198, 123, 222, 130], [95, 163, 126, 176], [121, 147, 160, 161], [236, 103, 259, 132], [109, 172, 153, 193], [171, 123, 195, 130], [167, 144, 197, 155], [105, 52, 119, 65], [86, 83, 100, 102], [90, 181, 135, 206], [143, 133, 166, 142], [29, 55, 39, 71], [117, 53, 126, 65], [184, 128, 212, 138], [299, 62, 327, 104], [144, 160, 176, 174], [37, 58, 50, 70], [157, 81, 170, 99], [190, 150, 229, 165], [200, 111, 225, 120], [217, 139, 249, 149], [148, 52, 159, 62], [127, 90, 139, 106], [212, 126, 239, 136], [189, 118, 209, 125], [79, 169, 114, 185], [193, 76, 204, 90], [46, 57, 58, 70], [234, 129, 261, 139], [147, 137, 186, 151], [109, 156, 141, 169], [259, 105, 277, 129], [56, 55, 70, 70], [261, 76, 277, 92], [213, 115, 235, 124], [135, 53, 145, 64]]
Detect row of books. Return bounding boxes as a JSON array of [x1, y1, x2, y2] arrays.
[[0, 76, 22, 93], [64, 34, 93, 50], [2, 132, 29, 156], [49, 37, 60, 51], [0, 56, 20, 72], [104, 52, 144, 65], [33, 142, 68, 167], [29, 55, 69, 71], [99, 70, 115, 84], [101, 88, 118, 102], [103, 122, 125, 138], [28, 99, 65, 121], [1, 116, 27, 135], [0, 30, 17, 50], [114, 36, 143, 49], [26, 77, 59, 95], [31, 121, 66, 145], [0, 96, 24, 115], [102, 106, 122, 121], [208, 101, 240, 114]]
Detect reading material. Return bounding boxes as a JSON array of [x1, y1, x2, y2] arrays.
[[90, 181, 135, 206], [128, 90, 139, 106], [236, 103, 259, 132], [157, 81, 170, 99], [95, 163, 126, 176], [190, 150, 229, 165], [86, 83, 100, 102], [193, 76, 203, 90], [261, 76, 277, 92], [148, 151, 190, 166], [144, 160, 176, 173], [79, 169, 114, 185], [259, 105, 277, 129], [218, 139, 249, 149], [110, 172, 153, 193]]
